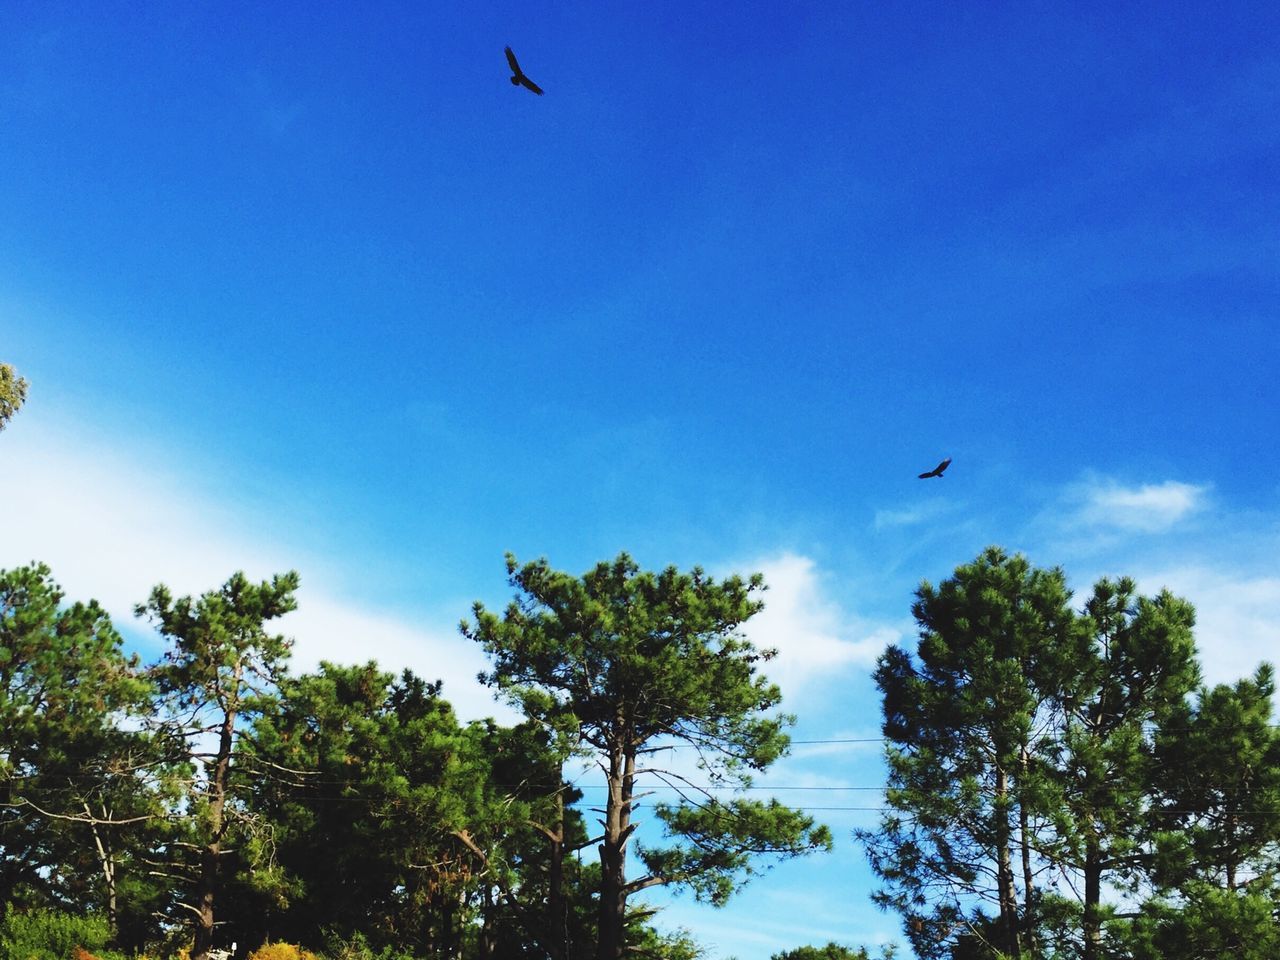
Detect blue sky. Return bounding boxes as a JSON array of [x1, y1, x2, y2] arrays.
[[2, 1, 1279, 956]]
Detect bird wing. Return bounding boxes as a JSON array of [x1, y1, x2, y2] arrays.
[[519, 75, 544, 95], [935, 457, 952, 474], [505, 47, 522, 75], [917, 470, 935, 479]]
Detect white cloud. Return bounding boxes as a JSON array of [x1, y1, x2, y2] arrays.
[[0, 407, 513, 722], [731, 553, 896, 700], [1075, 478, 1210, 533], [1134, 565, 1280, 692], [277, 595, 510, 723]]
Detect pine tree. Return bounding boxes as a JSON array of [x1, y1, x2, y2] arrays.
[[1047, 577, 1199, 960], [464, 552, 831, 960], [137, 570, 299, 960], [857, 547, 1080, 959], [1127, 665, 1280, 959], [0, 563, 158, 928]]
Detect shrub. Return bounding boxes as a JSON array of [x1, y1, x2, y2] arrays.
[[0, 909, 114, 960], [247, 943, 322, 960], [321, 930, 420, 960]]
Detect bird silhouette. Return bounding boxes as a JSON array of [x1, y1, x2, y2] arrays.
[[917, 457, 952, 479], [505, 47, 544, 95]]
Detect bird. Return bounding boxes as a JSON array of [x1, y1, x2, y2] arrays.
[[505, 46, 544, 95], [917, 457, 952, 479]]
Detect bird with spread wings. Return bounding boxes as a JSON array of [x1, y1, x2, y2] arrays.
[[505, 47, 544, 95], [917, 457, 952, 479]]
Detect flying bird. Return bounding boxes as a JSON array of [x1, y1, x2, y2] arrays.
[[917, 457, 952, 479], [505, 46, 544, 95]]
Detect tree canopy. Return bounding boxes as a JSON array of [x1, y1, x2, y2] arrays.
[[0, 363, 27, 432], [463, 552, 832, 960], [136, 570, 300, 960], [3, 547, 1277, 960], [857, 546, 1275, 960]]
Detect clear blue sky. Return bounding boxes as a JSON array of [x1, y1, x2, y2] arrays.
[[3, 2, 1279, 956]]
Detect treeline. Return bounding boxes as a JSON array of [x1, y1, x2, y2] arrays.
[[859, 547, 1280, 960], [1, 554, 828, 960], [3, 547, 1279, 960]]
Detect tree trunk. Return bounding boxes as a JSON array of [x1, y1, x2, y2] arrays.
[[193, 848, 218, 960], [1019, 748, 1035, 956], [86, 804, 118, 934], [596, 743, 636, 960], [1082, 829, 1102, 960], [1225, 812, 1238, 891], [441, 892, 458, 960], [548, 793, 568, 960], [194, 663, 240, 960], [478, 883, 496, 960], [994, 765, 1023, 959]]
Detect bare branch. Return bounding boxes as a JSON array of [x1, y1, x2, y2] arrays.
[[11, 796, 156, 826]]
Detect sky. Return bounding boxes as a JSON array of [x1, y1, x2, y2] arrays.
[[2, 1, 1279, 956]]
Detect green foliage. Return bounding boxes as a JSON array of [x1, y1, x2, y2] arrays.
[[139, 570, 300, 717], [858, 547, 1082, 958], [1125, 883, 1280, 960], [467, 552, 788, 766], [1050, 576, 1199, 959], [241, 661, 470, 951], [0, 909, 113, 960], [0, 362, 28, 431], [855, 545, 1280, 960], [241, 659, 591, 958], [1151, 665, 1280, 889], [858, 547, 1206, 960], [621, 924, 704, 960], [136, 570, 300, 955], [771, 942, 895, 960], [0, 563, 159, 917], [644, 798, 832, 905], [321, 928, 426, 960]]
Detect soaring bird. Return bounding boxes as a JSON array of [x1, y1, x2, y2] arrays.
[[917, 457, 952, 479], [505, 46, 544, 95]]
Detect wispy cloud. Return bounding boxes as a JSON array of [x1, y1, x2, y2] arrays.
[[0, 407, 513, 722], [1078, 479, 1209, 532], [873, 501, 944, 530], [1020, 471, 1278, 703], [1045, 476, 1212, 538]]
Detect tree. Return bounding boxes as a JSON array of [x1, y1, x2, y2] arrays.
[[1151, 665, 1280, 892], [136, 570, 299, 960], [1123, 665, 1280, 960], [243, 661, 482, 955], [0, 563, 158, 928], [1050, 577, 1198, 960], [242, 659, 574, 958], [857, 547, 1081, 959], [858, 548, 1224, 960], [448, 717, 593, 960], [463, 552, 831, 960], [0, 363, 27, 432]]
